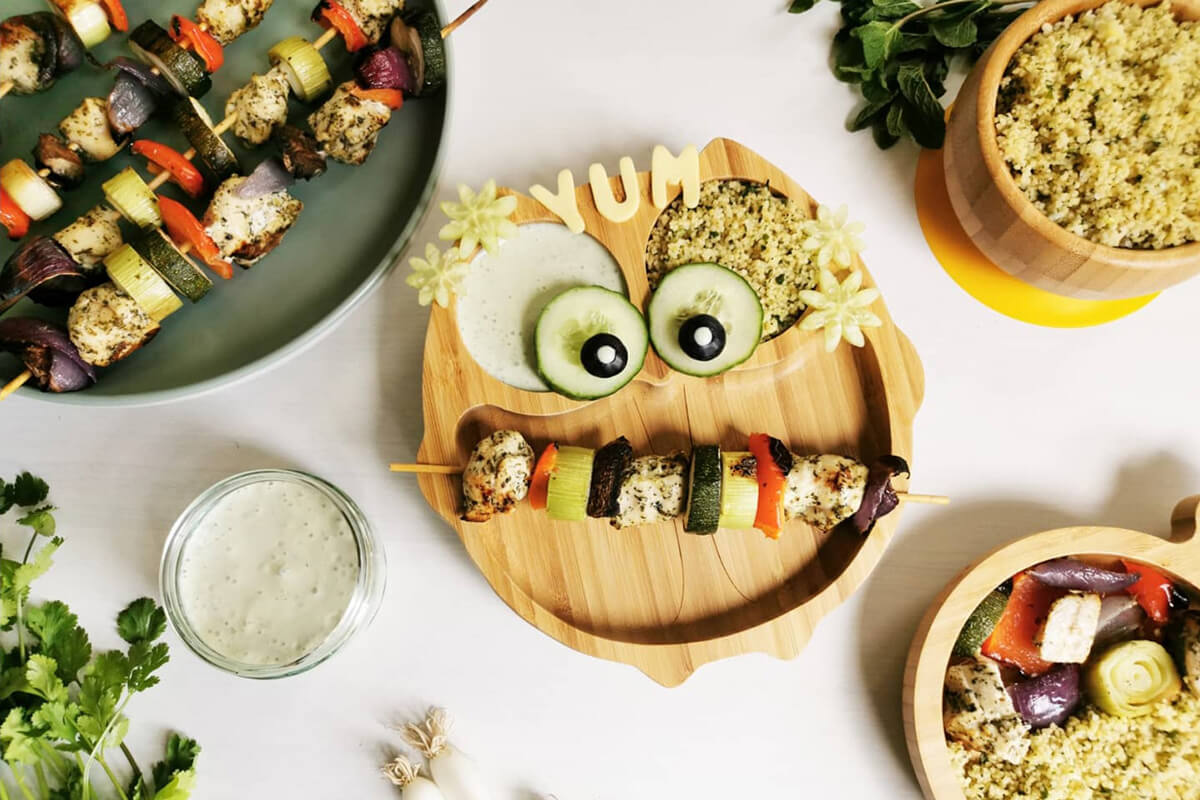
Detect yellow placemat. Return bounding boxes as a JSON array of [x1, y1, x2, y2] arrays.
[[914, 146, 1157, 327]]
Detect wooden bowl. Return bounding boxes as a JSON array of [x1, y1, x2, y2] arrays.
[[902, 495, 1200, 800], [944, 0, 1200, 299]]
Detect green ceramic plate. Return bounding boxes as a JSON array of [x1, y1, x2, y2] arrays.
[[1, 0, 448, 405]]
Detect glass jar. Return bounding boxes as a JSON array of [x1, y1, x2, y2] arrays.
[[160, 469, 386, 679]]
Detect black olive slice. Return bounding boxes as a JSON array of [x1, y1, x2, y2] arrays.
[[678, 314, 727, 362], [581, 333, 627, 378]]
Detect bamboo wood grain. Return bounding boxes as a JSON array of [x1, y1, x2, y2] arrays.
[[943, 0, 1200, 299], [902, 496, 1200, 800], [414, 138, 926, 686]]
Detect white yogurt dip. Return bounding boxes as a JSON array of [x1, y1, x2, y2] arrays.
[[176, 479, 361, 667], [456, 223, 627, 391]]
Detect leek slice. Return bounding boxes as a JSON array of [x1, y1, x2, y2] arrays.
[[102, 168, 161, 229], [1084, 640, 1181, 717], [718, 451, 758, 530], [48, 0, 111, 49], [268, 37, 332, 102], [546, 446, 595, 522], [104, 244, 181, 322], [0, 159, 63, 220]]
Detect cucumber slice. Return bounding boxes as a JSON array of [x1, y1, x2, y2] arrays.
[[129, 21, 211, 98], [647, 263, 764, 377], [718, 451, 758, 530], [685, 445, 722, 534], [130, 228, 212, 303], [172, 97, 240, 185], [535, 287, 648, 401], [546, 446, 595, 522]]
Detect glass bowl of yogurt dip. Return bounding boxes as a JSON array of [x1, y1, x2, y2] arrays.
[[160, 469, 385, 679]]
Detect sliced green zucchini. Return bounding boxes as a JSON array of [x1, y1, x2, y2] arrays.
[[587, 437, 633, 519], [952, 589, 1009, 658], [394, 11, 446, 97], [129, 20, 211, 98], [535, 286, 648, 401], [129, 228, 212, 302], [102, 167, 160, 229], [104, 244, 181, 322], [685, 445, 722, 534], [172, 96, 240, 185], [546, 446, 595, 522]]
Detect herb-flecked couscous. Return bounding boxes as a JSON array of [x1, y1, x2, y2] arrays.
[[948, 692, 1200, 800], [995, 0, 1200, 249], [645, 180, 817, 340]]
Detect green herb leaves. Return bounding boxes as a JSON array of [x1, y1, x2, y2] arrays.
[[791, 0, 1033, 148]]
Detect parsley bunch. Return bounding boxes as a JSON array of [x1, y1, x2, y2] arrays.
[[789, 0, 1034, 148], [0, 472, 199, 800]]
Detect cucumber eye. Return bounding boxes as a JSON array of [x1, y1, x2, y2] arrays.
[[581, 333, 628, 378], [678, 314, 726, 362]]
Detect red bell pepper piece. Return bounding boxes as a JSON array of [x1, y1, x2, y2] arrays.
[[1122, 560, 1175, 624], [0, 187, 31, 240], [100, 0, 128, 31], [169, 16, 224, 72], [351, 86, 404, 110], [158, 195, 233, 280], [132, 140, 205, 199], [313, 0, 369, 52], [981, 572, 1061, 676], [748, 433, 787, 539], [528, 443, 558, 511]]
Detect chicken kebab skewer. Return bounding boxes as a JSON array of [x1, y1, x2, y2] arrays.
[[0, 1, 486, 399], [390, 430, 946, 534]]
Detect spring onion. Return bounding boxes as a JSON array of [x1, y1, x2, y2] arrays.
[[102, 167, 161, 229], [381, 755, 447, 800], [103, 243, 181, 321], [268, 36, 332, 101], [402, 709, 491, 800]]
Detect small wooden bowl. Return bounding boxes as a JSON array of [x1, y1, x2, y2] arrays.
[[944, 0, 1200, 299], [902, 495, 1200, 800]]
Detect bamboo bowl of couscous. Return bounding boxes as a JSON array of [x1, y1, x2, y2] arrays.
[[903, 496, 1200, 800], [944, 0, 1200, 299]]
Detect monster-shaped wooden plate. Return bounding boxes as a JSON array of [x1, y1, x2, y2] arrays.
[[416, 138, 925, 686], [903, 496, 1200, 799]]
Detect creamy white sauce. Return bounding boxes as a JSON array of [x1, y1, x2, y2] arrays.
[[456, 223, 627, 391], [177, 480, 360, 667]]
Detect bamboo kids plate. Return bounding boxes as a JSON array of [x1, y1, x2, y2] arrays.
[[902, 495, 1200, 799], [415, 138, 925, 686]]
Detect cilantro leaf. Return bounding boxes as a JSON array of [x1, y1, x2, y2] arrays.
[[25, 654, 69, 703], [17, 506, 56, 537], [10, 472, 49, 508], [153, 768, 197, 800], [0, 708, 40, 765], [152, 734, 201, 789], [25, 601, 92, 683], [127, 641, 169, 692], [32, 699, 80, 743], [117, 598, 167, 646]]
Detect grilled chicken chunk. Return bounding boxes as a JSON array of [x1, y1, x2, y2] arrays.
[[782, 454, 868, 531], [1036, 592, 1101, 664], [203, 176, 303, 266], [226, 66, 291, 146], [944, 659, 1031, 765], [341, 0, 405, 43], [0, 19, 46, 95], [196, 0, 275, 44], [612, 453, 689, 530], [54, 206, 123, 272], [461, 430, 534, 523], [59, 98, 123, 162], [307, 82, 391, 166], [68, 283, 160, 367]]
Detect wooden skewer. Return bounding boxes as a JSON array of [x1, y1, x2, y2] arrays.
[[441, 0, 491, 38], [0, 370, 31, 400], [0, 81, 12, 101]]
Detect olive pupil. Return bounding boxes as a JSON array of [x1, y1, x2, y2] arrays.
[[679, 314, 726, 362], [581, 333, 627, 379]]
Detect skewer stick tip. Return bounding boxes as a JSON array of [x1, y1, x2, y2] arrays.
[[441, 0, 492, 38], [898, 493, 950, 505], [0, 370, 33, 401], [389, 463, 461, 474]]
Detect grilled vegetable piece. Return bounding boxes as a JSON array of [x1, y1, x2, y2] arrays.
[[953, 589, 1010, 659], [0, 188, 31, 240], [391, 10, 447, 97], [1084, 640, 1182, 717], [718, 451, 758, 530], [0, 317, 95, 393], [203, 176, 303, 266], [943, 658, 1031, 765], [587, 437, 633, 519], [982, 572, 1060, 677], [33, 134, 85, 189], [38, 11, 87, 74], [685, 445, 722, 534], [749, 434, 790, 538], [102, 167, 161, 229], [0, 236, 83, 315], [234, 158, 294, 199], [0, 18, 51, 94], [54, 206, 123, 272], [276, 125, 327, 180], [528, 443, 557, 511], [781, 453, 869, 531], [107, 72, 158, 136], [1028, 558, 1141, 593], [158, 195, 232, 280], [612, 453, 689, 530], [1166, 610, 1200, 691], [460, 431, 535, 523], [59, 98, 123, 162], [129, 228, 212, 303], [172, 97, 240, 184], [1034, 592, 1101, 664], [338, 0, 402, 44], [129, 20, 211, 98], [0, 159, 62, 220], [307, 81, 392, 166], [1007, 664, 1082, 729], [313, 0, 370, 52], [67, 282, 161, 366], [131, 140, 205, 198], [196, 0, 274, 45], [1094, 595, 1146, 650], [225, 67, 291, 146], [848, 456, 910, 534], [268, 36, 332, 101], [546, 446, 595, 523], [103, 244, 180, 321], [355, 46, 414, 93], [168, 15, 224, 73], [107, 56, 176, 101], [48, 1, 112, 50], [1122, 560, 1185, 624]]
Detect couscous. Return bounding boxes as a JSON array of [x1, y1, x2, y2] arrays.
[[995, 0, 1200, 249], [645, 180, 817, 340]]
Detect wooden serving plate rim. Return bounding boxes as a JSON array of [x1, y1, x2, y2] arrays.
[[902, 496, 1200, 800], [965, 0, 1200, 268]]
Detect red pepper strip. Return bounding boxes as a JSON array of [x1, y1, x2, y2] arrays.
[[169, 16, 224, 72], [528, 443, 558, 511], [0, 188, 31, 240], [100, 0, 129, 31], [981, 572, 1061, 677], [158, 195, 234, 280], [748, 433, 787, 539], [132, 140, 205, 198], [351, 86, 404, 110], [1122, 560, 1174, 624], [313, 0, 369, 52]]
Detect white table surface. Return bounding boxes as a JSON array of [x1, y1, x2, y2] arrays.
[[5, 0, 1200, 797]]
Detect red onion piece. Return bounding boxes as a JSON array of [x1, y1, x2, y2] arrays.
[[1, 237, 84, 315], [234, 158, 295, 199], [1094, 595, 1146, 648], [849, 455, 910, 534], [107, 56, 178, 100], [108, 72, 158, 136], [1028, 558, 1141, 593], [355, 46, 414, 93], [1008, 664, 1082, 729], [0, 317, 96, 392]]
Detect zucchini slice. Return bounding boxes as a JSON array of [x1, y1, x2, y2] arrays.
[[0, 159, 63, 220], [393, 10, 446, 97], [129, 228, 212, 302], [104, 244, 182, 321], [172, 97, 240, 185], [546, 446, 595, 522], [102, 167, 161, 229], [718, 451, 758, 530], [587, 437, 633, 519], [129, 21, 211, 98], [685, 445, 722, 534], [268, 37, 332, 101], [953, 589, 1009, 658]]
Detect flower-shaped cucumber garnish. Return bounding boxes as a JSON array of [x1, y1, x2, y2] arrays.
[[438, 179, 519, 256], [802, 203, 866, 268], [406, 243, 470, 308], [798, 268, 882, 352]]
